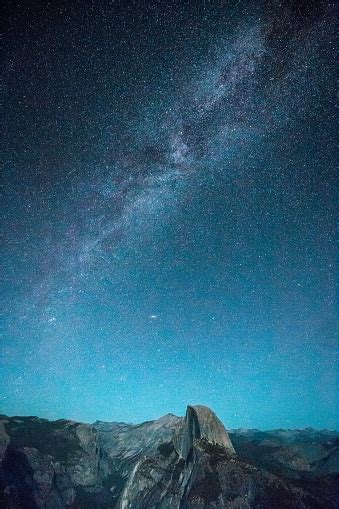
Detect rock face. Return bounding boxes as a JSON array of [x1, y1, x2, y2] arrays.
[[174, 405, 235, 459], [0, 406, 337, 508]]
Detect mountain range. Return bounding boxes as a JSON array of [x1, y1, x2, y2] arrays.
[[1, 405, 338, 508]]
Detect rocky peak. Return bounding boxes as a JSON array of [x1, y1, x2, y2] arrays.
[[174, 404, 235, 459]]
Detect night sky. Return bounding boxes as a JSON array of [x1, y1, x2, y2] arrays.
[[2, 0, 336, 429]]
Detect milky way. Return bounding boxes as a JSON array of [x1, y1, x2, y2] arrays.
[[2, 0, 336, 428]]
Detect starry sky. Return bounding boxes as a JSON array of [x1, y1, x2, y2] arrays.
[[2, 0, 336, 429]]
